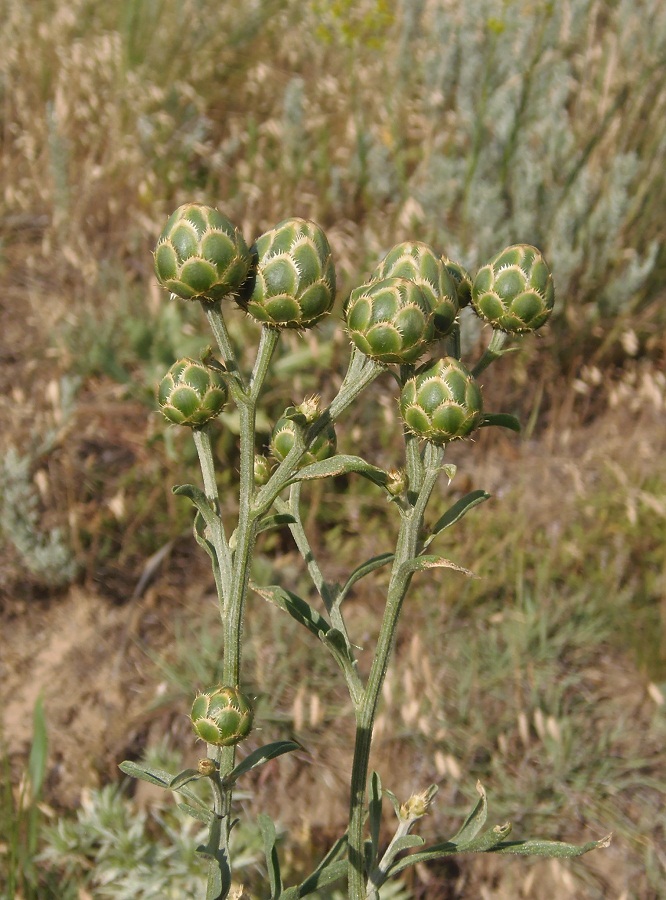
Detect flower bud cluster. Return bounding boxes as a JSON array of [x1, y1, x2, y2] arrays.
[[154, 205, 336, 331], [270, 414, 337, 466]]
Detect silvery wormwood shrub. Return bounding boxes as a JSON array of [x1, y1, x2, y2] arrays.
[[120, 203, 610, 899]]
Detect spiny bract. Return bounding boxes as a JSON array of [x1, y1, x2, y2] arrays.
[[400, 357, 483, 444], [239, 217, 336, 328], [372, 241, 460, 336], [472, 244, 554, 333], [158, 358, 228, 428], [190, 685, 254, 747], [443, 257, 473, 309], [154, 203, 253, 302], [346, 276, 436, 364]]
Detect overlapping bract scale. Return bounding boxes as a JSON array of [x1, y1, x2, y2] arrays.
[[157, 358, 228, 427]]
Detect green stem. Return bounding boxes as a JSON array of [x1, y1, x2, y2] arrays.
[[203, 300, 247, 392], [192, 427, 232, 602], [472, 328, 510, 377], [347, 444, 444, 899]]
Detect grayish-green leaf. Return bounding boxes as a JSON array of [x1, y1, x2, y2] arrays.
[[227, 741, 301, 783], [479, 413, 521, 432], [259, 813, 283, 898]]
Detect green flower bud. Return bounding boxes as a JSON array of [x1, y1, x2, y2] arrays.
[[346, 276, 436, 364], [373, 242, 459, 336], [443, 257, 473, 309], [154, 203, 253, 302], [239, 218, 336, 329], [386, 468, 409, 496], [158, 358, 228, 427], [472, 244, 554, 333], [400, 357, 483, 444], [191, 685, 254, 747], [254, 453, 273, 486], [270, 415, 337, 466]]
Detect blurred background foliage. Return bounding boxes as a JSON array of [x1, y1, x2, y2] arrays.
[[1, 0, 665, 897]]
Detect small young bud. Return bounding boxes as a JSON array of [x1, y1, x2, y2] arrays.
[[191, 685, 254, 747], [154, 203, 252, 302], [239, 218, 336, 329], [373, 242, 459, 336], [158, 358, 228, 427], [472, 244, 554, 333], [399, 785, 438, 821], [270, 416, 337, 466], [386, 468, 408, 496], [197, 758, 217, 777], [400, 357, 483, 444], [443, 257, 473, 309], [253, 453, 273, 486], [295, 394, 322, 424], [346, 277, 436, 364]]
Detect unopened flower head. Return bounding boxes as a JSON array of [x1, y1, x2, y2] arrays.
[[346, 276, 436, 364], [400, 357, 483, 444], [372, 241, 459, 336], [154, 203, 253, 302], [191, 685, 254, 747], [443, 257, 473, 309], [158, 358, 228, 428], [472, 244, 554, 333], [238, 218, 336, 329]]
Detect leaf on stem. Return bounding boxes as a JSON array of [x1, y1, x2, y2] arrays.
[[252, 584, 332, 641], [423, 490, 490, 550], [259, 813, 283, 899], [170, 768, 205, 790], [449, 781, 488, 844], [292, 455, 390, 488], [226, 741, 301, 783], [257, 513, 298, 535], [172, 483, 219, 529], [399, 555, 476, 579], [490, 833, 613, 858], [119, 760, 173, 789], [177, 801, 214, 825], [369, 771, 383, 869], [337, 553, 395, 603], [478, 413, 521, 432]]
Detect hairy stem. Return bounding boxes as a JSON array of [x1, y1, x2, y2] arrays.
[[347, 443, 444, 899]]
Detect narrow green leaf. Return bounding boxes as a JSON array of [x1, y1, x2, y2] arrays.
[[193, 510, 217, 564], [28, 695, 48, 799], [490, 833, 612, 858], [479, 413, 521, 432], [425, 490, 490, 547], [282, 860, 348, 898], [399, 555, 475, 579], [173, 483, 219, 529], [169, 768, 204, 790], [177, 801, 214, 825], [119, 760, 173, 789], [458, 821, 513, 852], [390, 834, 425, 854], [257, 513, 298, 535], [293, 455, 389, 487], [449, 781, 488, 844], [323, 627, 356, 671], [369, 771, 383, 868], [259, 813, 283, 898], [227, 741, 301, 783], [252, 584, 331, 640], [339, 553, 395, 602], [198, 818, 232, 900]]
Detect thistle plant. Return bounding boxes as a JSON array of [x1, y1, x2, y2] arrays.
[[121, 202, 609, 899]]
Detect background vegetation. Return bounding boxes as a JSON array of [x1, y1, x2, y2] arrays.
[[1, 0, 664, 896]]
